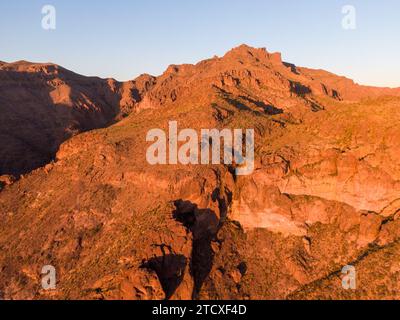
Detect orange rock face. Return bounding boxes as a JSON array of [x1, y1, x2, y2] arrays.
[[1, 45, 400, 300]]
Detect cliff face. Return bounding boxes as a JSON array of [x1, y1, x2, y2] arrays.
[[1, 45, 400, 300], [0, 61, 155, 176]]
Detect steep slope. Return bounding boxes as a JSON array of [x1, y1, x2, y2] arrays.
[[1, 45, 400, 300], [0, 61, 155, 176]]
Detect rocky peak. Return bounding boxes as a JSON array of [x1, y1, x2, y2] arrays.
[[223, 44, 283, 65]]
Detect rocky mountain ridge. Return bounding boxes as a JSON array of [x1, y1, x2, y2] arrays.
[[1, 45, 400, 300]]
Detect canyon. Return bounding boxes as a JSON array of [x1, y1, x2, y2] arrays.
[[1, 45, 400, 300]]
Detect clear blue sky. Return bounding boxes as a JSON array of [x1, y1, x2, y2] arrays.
[[0, 0, 399, 87]]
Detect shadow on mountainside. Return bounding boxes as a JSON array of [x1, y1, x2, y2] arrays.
[[0, 69, 127, 177], [173, 200, 219, 300], [141, 253, 188, 300]]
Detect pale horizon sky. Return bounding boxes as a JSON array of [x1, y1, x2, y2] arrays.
[[0, 0, 399, 87]]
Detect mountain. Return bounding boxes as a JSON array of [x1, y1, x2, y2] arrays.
[[0, 60, 155, 176], [1, 45, 400, 300]]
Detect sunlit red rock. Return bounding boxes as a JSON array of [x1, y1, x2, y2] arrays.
[[1, 45, 400, 300]]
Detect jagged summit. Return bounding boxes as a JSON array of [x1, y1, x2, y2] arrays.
[[133, 44, 400, 118], [224, 44, 283, 64]]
